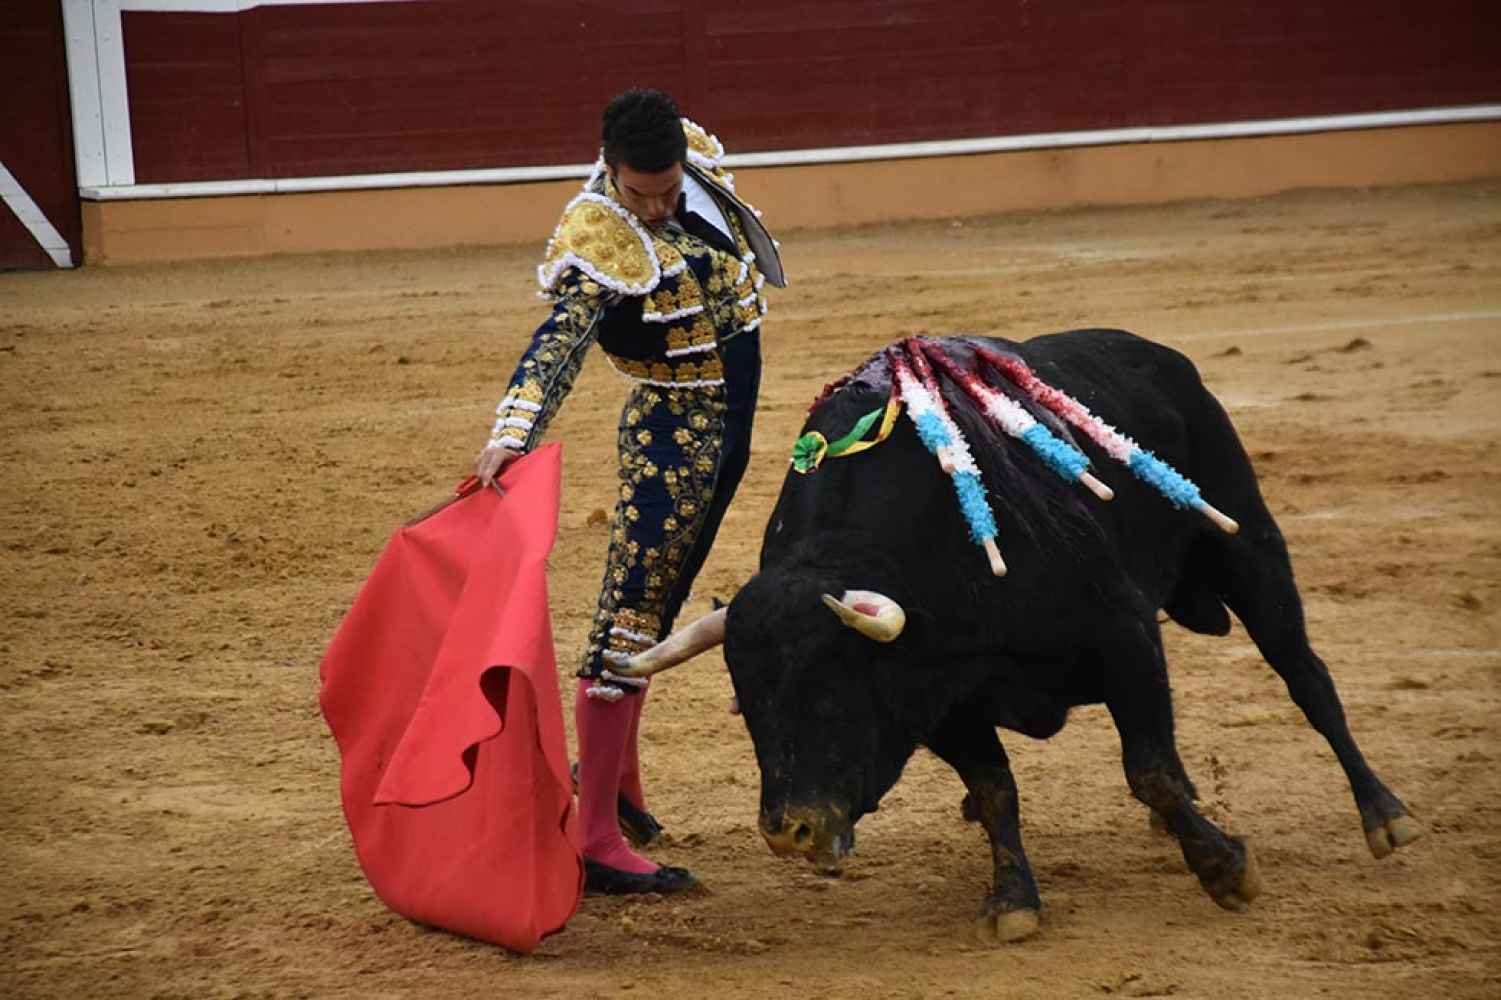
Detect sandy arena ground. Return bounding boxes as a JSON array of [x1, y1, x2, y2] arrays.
[[3, 181, 1499, 999]]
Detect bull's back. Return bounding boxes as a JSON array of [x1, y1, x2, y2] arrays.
[[1012, 329, 1276, 621], [763, 329, 1265, 641]]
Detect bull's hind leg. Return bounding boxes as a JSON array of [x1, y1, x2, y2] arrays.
[[926, 710, 1042, 944], [1101, 616, 1263, 910], [1215, 523, 1423, 857]]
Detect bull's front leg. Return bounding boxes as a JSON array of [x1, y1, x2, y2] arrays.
[[1101, 616, 1263, 911], [926, 711, 1042, 944]]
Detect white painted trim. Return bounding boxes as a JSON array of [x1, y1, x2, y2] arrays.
[[723, 105, 1501, 168], [61, 0, 132, 186], [60, 1, 108, 188], [0, 161, 76, 268], [64, 0, 412, 192], [118, 0, 412, 9], [77, 104, 1501, 202], [93, 0, 135, 186], [81, 164, 597, 199]]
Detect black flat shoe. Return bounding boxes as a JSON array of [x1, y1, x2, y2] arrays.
[[583, 860, 697, 896], [617, 797, 665, 847], [570, 762, 667, 847]]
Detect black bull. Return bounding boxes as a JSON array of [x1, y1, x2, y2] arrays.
[[617, 329, 1421, 943]]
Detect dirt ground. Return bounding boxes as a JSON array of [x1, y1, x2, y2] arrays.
[[3, 180, 1499, 999]]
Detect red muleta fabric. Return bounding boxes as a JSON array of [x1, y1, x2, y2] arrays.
[[318, 444, 582, 952]]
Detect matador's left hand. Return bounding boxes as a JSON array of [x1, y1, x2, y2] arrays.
[[474, 444, 521, 489]]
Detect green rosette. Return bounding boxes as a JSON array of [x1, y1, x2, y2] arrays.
[[791, 432, 829, 474], [790, 406, 887, 474]]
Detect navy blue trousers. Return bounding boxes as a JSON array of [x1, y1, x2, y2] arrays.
[[580, 331, 761, 682]]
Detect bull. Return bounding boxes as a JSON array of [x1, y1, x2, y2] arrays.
[[613, 329, 1422, 943]]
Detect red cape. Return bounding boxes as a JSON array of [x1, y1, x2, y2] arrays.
[[318, 444, 582, 952]]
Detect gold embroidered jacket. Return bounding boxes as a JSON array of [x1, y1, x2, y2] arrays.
[[489, 120, 779, 452]]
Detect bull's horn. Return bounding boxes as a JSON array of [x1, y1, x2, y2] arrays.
[[821, 590, 906, 643], [606, 606, 728, 678]]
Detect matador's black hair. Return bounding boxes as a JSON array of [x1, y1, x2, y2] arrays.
[[601, 89, 686, 173]]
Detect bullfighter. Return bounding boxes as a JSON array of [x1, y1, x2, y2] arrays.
[[474, 88, 784, 895]]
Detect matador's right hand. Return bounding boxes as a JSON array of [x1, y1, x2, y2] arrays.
[[474, 444, 522, 488]]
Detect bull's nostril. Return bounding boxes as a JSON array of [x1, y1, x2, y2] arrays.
[[792, 821, 812, 846]]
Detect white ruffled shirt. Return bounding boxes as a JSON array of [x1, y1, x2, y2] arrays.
[[682, 173, 734, 244]]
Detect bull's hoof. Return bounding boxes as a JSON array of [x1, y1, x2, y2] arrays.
[[973, 908, 1040, 945], [1365, 813, 1424, 859], [973, 906, 1040, 945], [1206, 841, 1263, 912], [972, 894, 1044, 942]]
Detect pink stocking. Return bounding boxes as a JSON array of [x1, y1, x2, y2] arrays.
[[618, 681, 649, 811], [574, 679, 657, 874]]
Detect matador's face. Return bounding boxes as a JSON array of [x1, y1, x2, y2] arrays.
[[611, 161, 684, 226]]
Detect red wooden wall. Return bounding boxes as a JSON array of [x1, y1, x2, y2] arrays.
[[113, 0, 1501, 186], [0, 0, 79, 269]]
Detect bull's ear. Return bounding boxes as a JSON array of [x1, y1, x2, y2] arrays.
[[821, 590, 906, 643]]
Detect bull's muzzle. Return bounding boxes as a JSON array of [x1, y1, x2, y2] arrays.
[[760, 805, 853, 869]]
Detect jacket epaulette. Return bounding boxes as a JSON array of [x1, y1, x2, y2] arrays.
[[536, 119, 735, 297]]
